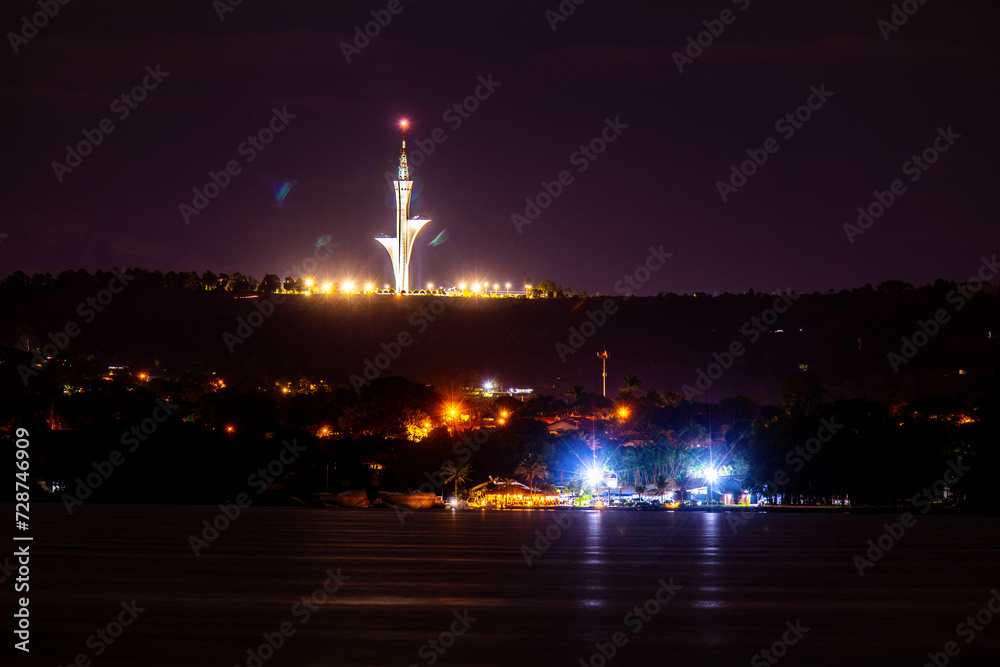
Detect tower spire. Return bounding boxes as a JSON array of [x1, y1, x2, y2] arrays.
[[398, 120, 409, 181], [376, 119, 429, 293]]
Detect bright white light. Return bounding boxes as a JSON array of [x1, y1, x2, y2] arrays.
[[365, 283, 374, 292], [322, 282, 333, 293], [483, 380, 494, 392], [705, 468, 719, 482], [343, 281, 355, 293], [585, 467, 603, 487]]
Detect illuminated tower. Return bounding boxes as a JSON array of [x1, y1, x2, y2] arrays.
[[376, 121, 430, 293]]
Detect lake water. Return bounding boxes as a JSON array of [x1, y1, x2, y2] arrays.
[[15, 504, 1000, 666]]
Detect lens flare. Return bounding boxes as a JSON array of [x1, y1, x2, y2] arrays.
[[429, 229, 449, 247], [272, 179, 298, 207]]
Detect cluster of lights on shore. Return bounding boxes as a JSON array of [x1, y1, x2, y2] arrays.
[[298, 277, 521, 295], [583, 463, 720, 490]]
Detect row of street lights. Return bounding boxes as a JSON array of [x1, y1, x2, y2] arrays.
[[296, 278, 520, 295]]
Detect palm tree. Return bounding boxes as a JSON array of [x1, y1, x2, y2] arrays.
[[440, 459, 473, 501], [620, 374, 642, 395], [653, 475, 670, 502], [515, 458, 549, 502], [674, 472, 690, 504], [633, 483, 645, 501], [565, 384, 587, 404]]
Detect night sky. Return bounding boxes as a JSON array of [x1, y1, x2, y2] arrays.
[[2, 0, 997, 295]]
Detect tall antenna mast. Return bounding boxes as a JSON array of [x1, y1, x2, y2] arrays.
[[398, 120, 409, 181], [598, 350, 609, 398]]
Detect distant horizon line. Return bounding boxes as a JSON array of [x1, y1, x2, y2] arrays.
[[0, 267, 995, 298]]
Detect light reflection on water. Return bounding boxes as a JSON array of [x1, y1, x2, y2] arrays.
[[28, 505, 1000, 666]]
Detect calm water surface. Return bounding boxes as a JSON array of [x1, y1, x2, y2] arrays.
[[16, 504, 1000, 666]]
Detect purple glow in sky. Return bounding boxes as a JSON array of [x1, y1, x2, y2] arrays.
[[1, 0, 997, 294]]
